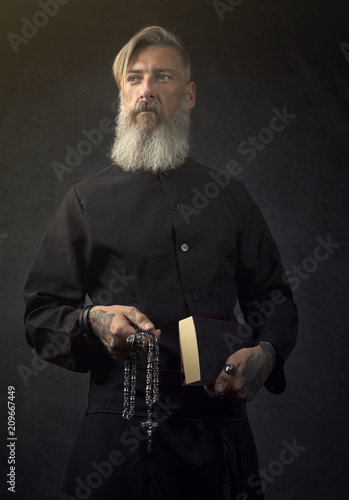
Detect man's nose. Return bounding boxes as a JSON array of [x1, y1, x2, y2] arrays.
[[139, 75, 157, 101]]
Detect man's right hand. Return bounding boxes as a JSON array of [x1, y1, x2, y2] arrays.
[[88, 305, 161, 359]]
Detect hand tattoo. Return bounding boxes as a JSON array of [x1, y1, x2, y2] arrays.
[[129, 308, 138, 323], [240, 343, 275, 400], [89, 309, 117, 355]]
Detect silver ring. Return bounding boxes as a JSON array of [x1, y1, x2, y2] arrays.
[[222, 364, 235, 376], [126, 333, 146, 351]]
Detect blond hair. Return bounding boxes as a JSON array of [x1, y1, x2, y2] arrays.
[[112, 26, 191, 90]]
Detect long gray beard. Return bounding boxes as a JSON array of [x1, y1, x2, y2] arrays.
[[109, 95, 191, 173]]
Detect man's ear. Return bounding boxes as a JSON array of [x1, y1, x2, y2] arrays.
[[186, 82, 196, 109]]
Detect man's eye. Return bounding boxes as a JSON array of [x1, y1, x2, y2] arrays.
[[158, 74, 170, 80], [128, 76, 139, 83]]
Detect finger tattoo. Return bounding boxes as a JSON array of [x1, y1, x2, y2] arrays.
[[129, 308, 138, 322]]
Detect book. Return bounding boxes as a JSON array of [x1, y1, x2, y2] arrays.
[[178, 316, 253, 386]]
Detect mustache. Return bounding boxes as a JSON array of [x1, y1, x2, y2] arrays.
[[128, 100, 166, 118]]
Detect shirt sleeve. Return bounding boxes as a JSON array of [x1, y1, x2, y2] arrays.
[[23, 185, 100, 373], [234, 185, 298, 394]]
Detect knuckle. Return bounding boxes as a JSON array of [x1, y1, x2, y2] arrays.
[[137, 314, 146, 324], [220, 373, 231, 383], [109, 324, 119, 336]]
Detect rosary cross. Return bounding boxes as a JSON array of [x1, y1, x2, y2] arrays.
[[141, 416, 158, 451]]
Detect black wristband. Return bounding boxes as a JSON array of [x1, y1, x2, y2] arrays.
[[80, 305, 96, 345]]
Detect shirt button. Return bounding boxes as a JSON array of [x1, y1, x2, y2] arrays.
[[189, 291, 198, 301], [180, 243, 190, 253], [170, 203, 180, 211]]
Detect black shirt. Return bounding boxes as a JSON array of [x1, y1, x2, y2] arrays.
[[23, 158, 297, 419]]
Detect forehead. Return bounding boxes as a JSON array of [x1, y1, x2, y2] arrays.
[[127, 45, 182, 72]]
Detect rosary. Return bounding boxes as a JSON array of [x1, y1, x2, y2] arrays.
[[122, 332, 159, 451]]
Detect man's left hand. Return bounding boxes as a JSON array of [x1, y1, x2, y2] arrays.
[[204, 342, 276, 402]]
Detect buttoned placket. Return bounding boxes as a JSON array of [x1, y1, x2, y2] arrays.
[[159, 172, 199, 309]]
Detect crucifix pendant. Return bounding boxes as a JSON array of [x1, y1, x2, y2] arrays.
[[141, 416, 158, 451]]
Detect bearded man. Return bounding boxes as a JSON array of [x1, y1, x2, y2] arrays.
[[24, 26, 297, 500]]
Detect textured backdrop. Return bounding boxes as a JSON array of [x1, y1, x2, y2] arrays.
[[1, 0, 349, 499]]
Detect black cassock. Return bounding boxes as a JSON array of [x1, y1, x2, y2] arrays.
[[24, 158, 298, 500]]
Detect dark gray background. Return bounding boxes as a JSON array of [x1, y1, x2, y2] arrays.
[[1, 0, 348, 498]]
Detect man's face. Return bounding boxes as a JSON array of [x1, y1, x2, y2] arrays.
[[123, 45, 195, 123], [110, 44, 195, 173]]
